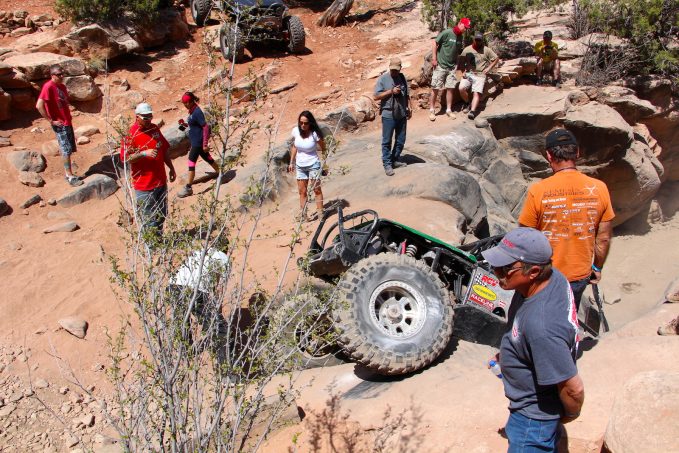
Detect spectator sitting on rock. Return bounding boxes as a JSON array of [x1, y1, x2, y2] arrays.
[[535, 30, 561, 87], [429, 17, 470, 122], [459, 32, 500, 120], [120, 102, 176, 236], [35, 64, 83, 187]]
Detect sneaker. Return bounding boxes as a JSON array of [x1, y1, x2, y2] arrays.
[[467, 111, 476, 120], [384, 166, 395, 176], [178, 185, 193, 198], [657, 317, 679, 336], [393, 161, 407, 168], [66, 175, 83, 187], [429, 110, 436, 121], [535, 78, 543, 86], [462, 103, 471, 113], [552, 79, 561, 88], [446, 110, 456, 119]]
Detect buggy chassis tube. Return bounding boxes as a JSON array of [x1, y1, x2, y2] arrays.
[[309, 207, 379, 258]]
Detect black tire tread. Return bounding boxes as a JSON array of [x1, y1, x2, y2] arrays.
[[191, 0, 211, 26], [220, 23, 245, 63], [334, 254, 453, 375], [287, 15, 306, 53]]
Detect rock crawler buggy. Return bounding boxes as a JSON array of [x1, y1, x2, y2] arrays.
[[288, 207, 515, 376], [190, 0, 305, 62]]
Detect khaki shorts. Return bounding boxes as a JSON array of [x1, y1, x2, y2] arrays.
[[431, 67, 458, 90], [542, 60, 555, 72], [459, 73, 486, 94]]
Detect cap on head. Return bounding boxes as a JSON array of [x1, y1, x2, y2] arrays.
[[545, 129, 577, 149], [135, 102, 153, 116], [474, 32, 484, 41], [460, 17, 471, 28], [389, 57, 402, 71], [181, 93, 192, 103], [543, 30, 553, 39], [481, 227, 553, 267]]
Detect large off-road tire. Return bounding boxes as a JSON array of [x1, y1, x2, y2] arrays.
[[190, 0, 211, 26], [219, 23, 245, 63], [273, 293, 345, 370], [334, 254, 453, 375], [286, 15, 306, 53]]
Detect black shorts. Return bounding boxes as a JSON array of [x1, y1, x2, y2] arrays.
[[188, 146, 214, 167]]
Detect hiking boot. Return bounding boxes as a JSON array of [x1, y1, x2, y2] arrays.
[[657, 316, 679, 336], [384, 166, 395, 176], [462, 103, 471, 113], [393, 161, 407, 168], [467, 111, 477, 120], [446, 110, 456, 119], [178, 185, 193, 198], [66, 175, 83, 187], [535, 77, 543, 86], [429, 110, 436, 121], [552, 79, 562, 88]]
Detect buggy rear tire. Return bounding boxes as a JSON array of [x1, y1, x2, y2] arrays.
[[219, 23, 245, 63], [191, 0, 211, 26], [334, 253, 453, 375], [273, 293, 344, 370], [286, 15, 305, 53]]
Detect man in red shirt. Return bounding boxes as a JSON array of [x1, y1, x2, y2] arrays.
[[120, 103, 176, 234], [36, 64, 83, 187]]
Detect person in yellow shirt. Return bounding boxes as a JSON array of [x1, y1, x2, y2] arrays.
[[534, 30, 561, 87]]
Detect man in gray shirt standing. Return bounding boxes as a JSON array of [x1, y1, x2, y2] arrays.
[[482, 227, 584, 452], [374, 57, 413, 176]]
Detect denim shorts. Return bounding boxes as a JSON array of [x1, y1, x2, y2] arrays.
[[296, 161, 321, 180], [52, 125, 76, 157]]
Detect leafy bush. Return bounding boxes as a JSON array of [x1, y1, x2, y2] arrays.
[[572, 0, 678, 85], [56, 0, 165, 23]]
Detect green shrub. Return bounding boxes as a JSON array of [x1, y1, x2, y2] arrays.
[[56, 0, 163, 23]]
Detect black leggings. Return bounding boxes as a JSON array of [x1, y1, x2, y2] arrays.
[[188, 146, 214, 169]]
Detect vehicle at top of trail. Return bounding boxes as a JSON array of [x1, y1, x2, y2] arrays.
[[280, 207, 515, 376], [190, 0, 305, 62]]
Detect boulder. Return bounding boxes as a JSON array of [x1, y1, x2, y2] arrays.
[[596, 139, 663, 226], [6, 87, 35, 111], [0, 68, 31, 89], [18, 171, 45, 187], [0, 137, 10, 147], [643, 110, 679, 181], [74, 125, 100, 138], [63, 75, 102, 102], [3, 52, 86, 81], [6, 150, 46, 172], [0, 88, 11, 121], [494, 40, 534, 59], [42, 140, 60, 157], [322, 96, 376, 131], [77, 135, 90, 145], [19, 194, 41, 208], [58, 317, 88, 338], [564, 102, 633, 164], [484, 85, 568, 139], [0, 62, 11, 76], [57, 174, 119, 207], [604, 371, 679, 453], [43, 221, 79, 233], [133, 9, 189, 48], [623, 76, 672, 111], [0, 197, 8, 216], [32, 24, 142, 59], [109, 89, 144, 110], [599, 86, 656, 125], [162, 123, 190, 160]]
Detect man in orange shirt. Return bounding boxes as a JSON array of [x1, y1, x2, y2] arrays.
[[519, 129, 614, 308]]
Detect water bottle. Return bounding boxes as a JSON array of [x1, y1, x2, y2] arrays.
[[489, 360, 503, 379]]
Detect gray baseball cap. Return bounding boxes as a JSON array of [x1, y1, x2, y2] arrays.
[[482, 227, 553, 267]]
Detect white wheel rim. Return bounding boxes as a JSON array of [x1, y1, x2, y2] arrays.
[[369, 280, 426, 339]]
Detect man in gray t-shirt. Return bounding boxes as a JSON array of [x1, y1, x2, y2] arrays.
[[373, 57, 412, 176], [482, 227, 584, 453]]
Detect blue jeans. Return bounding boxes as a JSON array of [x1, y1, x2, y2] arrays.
[[381, 116, 407, 168], [570, 278, 589, 311], [135, 186, 168, 234], [505, 411, 560, 453]]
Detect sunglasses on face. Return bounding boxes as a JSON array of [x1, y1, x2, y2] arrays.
[[138, 114, 153, 120], [299, 120, 309, 125], [492, 263, 523, 278], [53, 72, 64, 76]]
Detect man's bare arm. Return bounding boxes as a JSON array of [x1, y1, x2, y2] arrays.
[[591, 220, 612, 283], [557, 374, 584, 424]]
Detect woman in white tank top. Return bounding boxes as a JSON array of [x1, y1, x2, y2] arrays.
[[287, 110, 326, 221]]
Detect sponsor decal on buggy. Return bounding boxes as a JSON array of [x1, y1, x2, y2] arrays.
[[463, 267, 514, 317], [472, 284, 497, 301]]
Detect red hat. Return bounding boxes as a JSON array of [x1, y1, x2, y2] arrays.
[[460, 18, 471, 28], [181, 93, 192, 103]]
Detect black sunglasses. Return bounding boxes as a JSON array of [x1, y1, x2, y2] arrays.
[[492, 263, 523, 278]]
